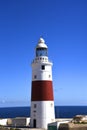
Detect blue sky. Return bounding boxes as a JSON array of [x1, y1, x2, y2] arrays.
[[0, 0, 87, 107]]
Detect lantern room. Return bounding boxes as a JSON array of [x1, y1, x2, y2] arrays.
[[36, 38, 48, 57]]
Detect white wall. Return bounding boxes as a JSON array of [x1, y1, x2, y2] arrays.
[[26, 118, 30, 126], [32, 58, 53, 81], [30, 101, 55, 129], [0, 119, 7, 126]]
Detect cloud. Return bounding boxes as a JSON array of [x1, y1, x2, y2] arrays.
[[2, 100, 5, 103], [0, 100, 5, 104]]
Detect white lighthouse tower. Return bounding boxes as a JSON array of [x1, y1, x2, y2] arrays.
[[30, 38, 55, 129]]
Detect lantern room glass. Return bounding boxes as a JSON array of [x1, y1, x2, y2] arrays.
[[36, 48, 48, 57]]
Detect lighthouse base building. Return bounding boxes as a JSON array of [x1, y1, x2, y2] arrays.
[[30, 38, 55, 129]]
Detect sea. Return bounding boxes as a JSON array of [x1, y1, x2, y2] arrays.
[[0, 106, 87, 118]]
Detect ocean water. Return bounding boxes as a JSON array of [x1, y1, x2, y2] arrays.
[[55, 106, 87, 118], [0, 106, 87, 118]]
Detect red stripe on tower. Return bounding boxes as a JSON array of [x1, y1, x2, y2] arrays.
[[31, 81, 54, 101]]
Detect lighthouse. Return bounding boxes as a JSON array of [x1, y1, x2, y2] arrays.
[[30, 38, 55, 129]]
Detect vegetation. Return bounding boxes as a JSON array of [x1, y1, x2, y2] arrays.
[[10, 128, 20, 130], [0, 126, 20, 130], [74, 122, 87, 124]]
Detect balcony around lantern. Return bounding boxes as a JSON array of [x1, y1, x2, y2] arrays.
[[32, 56, 52, 65]]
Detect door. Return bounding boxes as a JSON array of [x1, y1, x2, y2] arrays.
[[33, 119, 36, 128]]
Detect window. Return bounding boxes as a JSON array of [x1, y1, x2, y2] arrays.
[[34, 104, 37, 108], [49, 75, 51, 78], [41, 65, 45, 70], [50, 103, 53, 107], [34, 75, 37, 79]]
